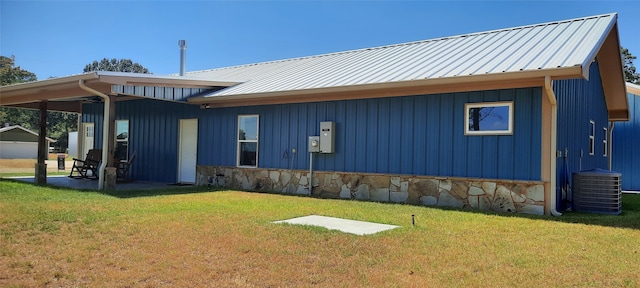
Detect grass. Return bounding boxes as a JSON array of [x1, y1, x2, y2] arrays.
[[1, 180, 639, 287]]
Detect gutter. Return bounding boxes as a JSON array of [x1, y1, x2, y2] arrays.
[[544, 76, 562, 216], [78, 80, 110, 190]]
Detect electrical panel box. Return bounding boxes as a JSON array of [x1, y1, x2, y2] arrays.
[[308, 136, 320, 153], [319, 121, 335, 153]]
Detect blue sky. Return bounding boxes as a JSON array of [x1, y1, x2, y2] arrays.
[[2, 0, 639, 80]]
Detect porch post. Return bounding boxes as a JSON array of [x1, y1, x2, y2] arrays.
[[35, 100, 48, 185], [103, 95, 117, 190]]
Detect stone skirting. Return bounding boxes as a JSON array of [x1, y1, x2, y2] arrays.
[[196, 166, 545, 215]]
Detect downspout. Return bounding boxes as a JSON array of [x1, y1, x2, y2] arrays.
[[78, 80, 110, 190], [608, 122, 614, 170], [544, 76, 562, 216]]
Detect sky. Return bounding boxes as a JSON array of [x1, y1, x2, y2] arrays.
[[1, 0, 639, 80]]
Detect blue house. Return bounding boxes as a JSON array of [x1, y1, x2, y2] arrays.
[[0, 13, 630, 215], [613, 82, 640, 192]]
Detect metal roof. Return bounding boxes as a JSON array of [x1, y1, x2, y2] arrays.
[[189, 13, 618, 101], [0, 125, 56, 142]]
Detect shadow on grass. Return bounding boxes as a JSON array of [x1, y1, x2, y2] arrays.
[[0, 178, 224, 199], [3, 178, 639, 230], [99, 185, 224, 198]]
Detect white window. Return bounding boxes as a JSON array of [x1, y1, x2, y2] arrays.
[[602, 127, 608, 157], [465, 102, 513, 135], [589, 120, 595, 156], [237, 115, 259, 167], [115, 120, 129, 161]]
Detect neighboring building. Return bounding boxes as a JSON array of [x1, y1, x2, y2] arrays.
[[0, 13, 630, 215], [613, 82, 640, 191], [0, 125, 55, 159]]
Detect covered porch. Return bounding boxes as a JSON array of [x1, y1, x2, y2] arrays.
[[0, 71, 238, 190]]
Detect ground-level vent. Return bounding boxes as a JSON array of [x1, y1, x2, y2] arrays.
[[572, 169, 622, 215]]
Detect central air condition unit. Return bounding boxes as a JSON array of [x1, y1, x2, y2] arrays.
[[572, 169, 622, 215]]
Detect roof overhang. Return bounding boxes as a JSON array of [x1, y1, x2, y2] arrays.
[[627, 82, 640, 95], [0, 71, 241, 113], [593, 21, 629, 121], [188, 66, 582, 107]]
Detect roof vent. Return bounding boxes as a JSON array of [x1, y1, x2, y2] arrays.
[[179, 40, 187, 76], [572, 169, 622, 215]]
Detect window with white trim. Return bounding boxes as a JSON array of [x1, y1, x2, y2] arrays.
[[237, 115, 259, 167], [465, 102, 513, 135], [589, 120, 595, 155], [602, 127, 608, 157], [115, 120, 129, 161]]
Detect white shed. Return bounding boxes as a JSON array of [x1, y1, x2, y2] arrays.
[[0, 125, 55, 159]]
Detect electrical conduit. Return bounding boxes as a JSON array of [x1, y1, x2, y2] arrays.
[[78, 79, 110, 190]]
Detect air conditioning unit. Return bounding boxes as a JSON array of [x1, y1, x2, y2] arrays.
[[572, 169, 622, 215]]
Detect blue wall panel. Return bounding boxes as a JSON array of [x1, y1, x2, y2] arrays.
[[613, 89, 640, 190], [83, 87, 543, 183], [555, 61, 611, 208]]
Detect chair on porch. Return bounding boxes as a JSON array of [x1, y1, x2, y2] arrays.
[[116, 151, 136, 182], [69, 149, 102, 179]]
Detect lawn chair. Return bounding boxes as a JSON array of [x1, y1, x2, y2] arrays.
[[116, 151, 136, 182], [69, 149, 102, 179]]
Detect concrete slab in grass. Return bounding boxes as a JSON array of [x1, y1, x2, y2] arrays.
[[273, 215, 400, 236]]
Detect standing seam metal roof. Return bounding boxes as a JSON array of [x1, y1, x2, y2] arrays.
[[187, 13, 617, 99]]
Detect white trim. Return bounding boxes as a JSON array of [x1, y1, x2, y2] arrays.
[[464, 101, 513, 135], [589, 120, 595, 156], [602, 127, 608, 157], [237, 114, 259, 168]]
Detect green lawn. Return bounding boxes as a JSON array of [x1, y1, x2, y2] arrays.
[[1, 179, 639, 287]]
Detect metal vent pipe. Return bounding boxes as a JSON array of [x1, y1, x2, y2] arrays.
[[179, 40, 187, 76]]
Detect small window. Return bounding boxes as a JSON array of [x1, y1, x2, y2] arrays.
[[237, 115, 259, 167], [602, 127, 608, 157], [465, 102, 513, 135], [589, 120, 595, 156], [115, 120, 129, 161]]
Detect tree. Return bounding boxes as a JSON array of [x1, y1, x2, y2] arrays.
[[0, 55, 36, 85], [83, 58, 151, 74], [622, 47, 640, 84]]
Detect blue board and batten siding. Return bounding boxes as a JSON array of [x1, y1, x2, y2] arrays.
[[554, 61, 611, 208], [613, 89, 640, 191], [82, 87, 542, 183]]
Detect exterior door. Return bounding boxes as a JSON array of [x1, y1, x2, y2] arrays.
[[178, 119, 198, 183], [81, 123, 94, 158]]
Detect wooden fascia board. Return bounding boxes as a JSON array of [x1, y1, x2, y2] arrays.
[[188, 67, 582, 106], [596, 23, 630, 121], [97, 74, 240, 88], [197, 78, 547, 108]]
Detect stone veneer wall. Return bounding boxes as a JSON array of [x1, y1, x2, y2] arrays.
[[197, 166, 545, 215]]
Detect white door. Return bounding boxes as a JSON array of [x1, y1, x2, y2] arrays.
[[178, 119, 198, 183], [81, 123, 95, 157]]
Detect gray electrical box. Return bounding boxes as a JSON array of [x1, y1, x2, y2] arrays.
[[308, 136, 320, 153], [319, 121, 335, 153]]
